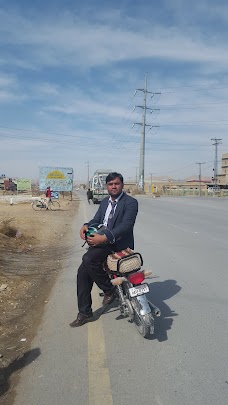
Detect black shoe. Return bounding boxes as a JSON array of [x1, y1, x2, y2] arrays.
[[70, 313, 93, 327], [102, 290, 115, 306]]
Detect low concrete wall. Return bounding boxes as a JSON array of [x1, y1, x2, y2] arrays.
[[0, 195, 37, 204]]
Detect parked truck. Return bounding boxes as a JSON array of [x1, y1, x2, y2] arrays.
[[90, 169, 112, 203]]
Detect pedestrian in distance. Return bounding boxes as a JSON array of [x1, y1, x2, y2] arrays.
[[86, 188, 93, 204], [70, 172, 138, 327], [44, 186, 52, 210]]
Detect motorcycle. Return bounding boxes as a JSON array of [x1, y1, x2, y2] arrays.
[[105, 251, 161, 338], [84, 225, 161, 339]]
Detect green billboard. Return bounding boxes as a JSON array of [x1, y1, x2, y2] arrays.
[[17, 179, 31, 191]]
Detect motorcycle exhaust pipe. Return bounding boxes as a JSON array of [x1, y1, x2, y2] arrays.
[[148, 301, 161, 317]]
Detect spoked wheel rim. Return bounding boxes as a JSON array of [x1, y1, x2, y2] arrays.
[[32, 202, 43, 211], [132, 298, 153, 338], [134, 310, 146, 335]]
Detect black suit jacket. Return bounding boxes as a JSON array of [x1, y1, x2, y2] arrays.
[[87, 192, 138, 251]]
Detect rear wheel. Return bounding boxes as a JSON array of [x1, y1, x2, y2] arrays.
[[50, 201, 60, 211]]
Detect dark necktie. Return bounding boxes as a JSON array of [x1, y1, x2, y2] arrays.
[[107, 201, 117, 229]]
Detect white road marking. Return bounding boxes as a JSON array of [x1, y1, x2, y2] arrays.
[[88, 287, 113, 405], [169, 223, 198, 234], [83, 201, 113, 404]]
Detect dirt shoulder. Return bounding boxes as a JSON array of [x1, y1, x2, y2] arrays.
[[0, 195, 79, 401]]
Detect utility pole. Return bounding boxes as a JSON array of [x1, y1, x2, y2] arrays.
[[211, 138, 222, 190], [133, 73, 160, 192], [149, 173, 153, 193], [134, 167, 138, 186], [196, 162, 205, 197], [85, 161, 90, 188]]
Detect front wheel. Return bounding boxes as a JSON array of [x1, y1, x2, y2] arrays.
[[132, 298, 154, 338], [50, 201, 60, 211], [134, 312, 154, 338]]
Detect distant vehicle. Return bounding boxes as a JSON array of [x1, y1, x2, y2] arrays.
[[207, 186, 220, 193], [90, 169, 112, 203]]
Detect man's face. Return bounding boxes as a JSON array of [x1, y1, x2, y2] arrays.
[[106, 177, 124, 199]]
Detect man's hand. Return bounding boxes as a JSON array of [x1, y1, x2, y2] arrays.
[[87, 233, 108, 246], [80, 225, 88, 240]]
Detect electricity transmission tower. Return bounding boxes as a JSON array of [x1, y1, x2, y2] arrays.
[[196, 162, 205, 197], [133, 73, 160, 191], [211, 138, 222, 190]]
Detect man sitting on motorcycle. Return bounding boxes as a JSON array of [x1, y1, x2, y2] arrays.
[[70, 172, 138, 327]]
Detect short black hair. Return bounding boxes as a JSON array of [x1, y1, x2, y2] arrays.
[[106, 172, 124, 184]]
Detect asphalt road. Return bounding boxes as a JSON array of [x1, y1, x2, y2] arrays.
[[14, 193, 228, 405]]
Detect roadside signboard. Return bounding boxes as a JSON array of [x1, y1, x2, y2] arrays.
[[39, 167, 74, 191], [17, 179, 31, 191], [51, 191, 59, 199]]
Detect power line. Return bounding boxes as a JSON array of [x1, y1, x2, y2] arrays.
[[146, 75, 228, 93], [155, 102, 228, 109], [0, 131, 224, 153]]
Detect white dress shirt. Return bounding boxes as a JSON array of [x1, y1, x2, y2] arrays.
[[103, 192, 123, 226]]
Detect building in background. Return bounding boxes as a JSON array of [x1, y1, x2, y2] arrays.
[[217, 153, 228, 186]]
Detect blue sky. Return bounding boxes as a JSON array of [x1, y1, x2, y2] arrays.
[[0, 0, 228, 183]]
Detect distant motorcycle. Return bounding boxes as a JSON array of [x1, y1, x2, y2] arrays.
[[31, 197, 60, 211]]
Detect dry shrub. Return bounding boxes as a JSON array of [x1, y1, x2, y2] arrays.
[[0, 218, 17, 238]]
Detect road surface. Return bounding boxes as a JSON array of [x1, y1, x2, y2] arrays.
[[14, 194, 228, 405]]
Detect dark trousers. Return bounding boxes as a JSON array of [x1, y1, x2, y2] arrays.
[[77, 245, 113, 315]]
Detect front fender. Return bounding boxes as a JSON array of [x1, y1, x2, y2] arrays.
[[135, 294, 151, 316]]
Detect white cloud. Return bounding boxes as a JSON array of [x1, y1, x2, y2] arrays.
[[0, 72, 26, 103], [0, 74, 15, 87], [1, 8, 228, 71], [0, 90, 24, 102]]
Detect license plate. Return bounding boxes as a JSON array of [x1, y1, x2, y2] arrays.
[[129, 283, 149, 297]]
